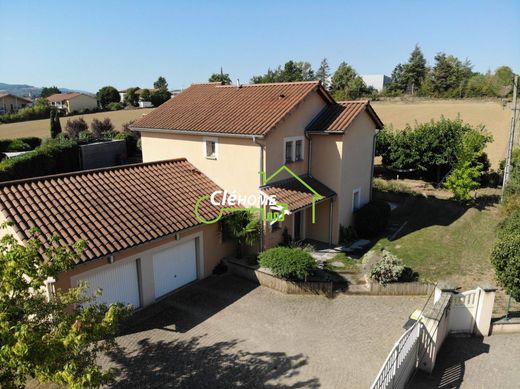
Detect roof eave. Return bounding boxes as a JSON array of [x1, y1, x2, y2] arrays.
[[131, 127, 266, 139]]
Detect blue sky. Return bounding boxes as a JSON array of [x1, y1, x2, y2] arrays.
[[0, 0, 518, 92]]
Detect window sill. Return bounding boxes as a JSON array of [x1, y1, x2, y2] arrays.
[[205, 156, 218, 160]]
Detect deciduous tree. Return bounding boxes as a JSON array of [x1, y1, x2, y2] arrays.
[[0, 228, 131, 388], [40, 86, 61, 98], [208, 69, 232, 85], [96, 86, 120, 109]]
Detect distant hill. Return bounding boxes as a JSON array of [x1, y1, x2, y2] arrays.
[[0, 82, 94, 98]]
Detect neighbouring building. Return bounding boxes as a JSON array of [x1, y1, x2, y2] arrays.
[[0, 92, 32, 114], [361, 74, 391, 92], [131, 81, 383, 248], [0, 159, 234, 308], [119, 87, 158, 106], [47, 92, 98, 113]]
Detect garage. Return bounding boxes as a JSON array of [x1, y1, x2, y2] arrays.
[[77, 260, 141, 308], [153, 239, 198, 298]]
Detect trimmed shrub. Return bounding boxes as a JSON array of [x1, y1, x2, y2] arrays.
[[354, 200, 391, 238], [106, 102, 123, 111], [258, 246, 316, 281], [491, 233, 520, 301], [370, 250, 405, 285], [18, 137, 42, 149], [0, 139, 80, 182], [0, 137, 42, 152], [497, 210, 520, 239]]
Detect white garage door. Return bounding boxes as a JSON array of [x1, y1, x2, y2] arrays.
[[78, 260, 140, 308], [153, 239, 197, 298]]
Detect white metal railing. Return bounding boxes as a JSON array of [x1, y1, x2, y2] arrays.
[[371, 321, 423, 389]]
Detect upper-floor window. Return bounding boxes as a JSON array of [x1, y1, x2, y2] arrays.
[[203, 137, 218, 160], [283, 136, 304, 164]]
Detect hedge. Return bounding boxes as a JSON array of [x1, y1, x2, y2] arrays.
[[258, 247, 316, 281], [0, 139, 80, 182], [0, 137, 42, 152]]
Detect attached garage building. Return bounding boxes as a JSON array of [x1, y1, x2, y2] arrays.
[[0, 158, 234, 308]]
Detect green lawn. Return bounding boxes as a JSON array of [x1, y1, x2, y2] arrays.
[[374, 197, 499, 286], [370, 194, 519, 315]]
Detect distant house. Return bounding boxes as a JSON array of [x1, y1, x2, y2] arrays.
[[0, 92, 32, 114], [47, 92, 98, 113], [119, 87, 158, 106], [361, 74, 391, 92]]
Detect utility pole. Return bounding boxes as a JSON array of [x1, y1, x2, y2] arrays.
[[503, 74, 518, 200]]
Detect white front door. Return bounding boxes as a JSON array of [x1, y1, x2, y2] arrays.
[[78, 260, 141, 308], [153, 239, 197, 298]]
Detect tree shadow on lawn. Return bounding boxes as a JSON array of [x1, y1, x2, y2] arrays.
[[376, 191, 500, 242], [106, 335, 319, 388], [119, 274, 258, 335]]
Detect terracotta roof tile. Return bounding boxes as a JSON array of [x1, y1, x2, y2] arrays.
[[307, 100, 383, 133], [0, 159, 224, 264], [263, 175, 335, 212], [131, 81, 330, 136], [46, 92, 84, 102]]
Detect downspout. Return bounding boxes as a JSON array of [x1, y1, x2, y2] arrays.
[[253, 136, 265, 252], [328, 198, 333, 246], [305, 132, 312, 177], [370, 132, 377, 201]]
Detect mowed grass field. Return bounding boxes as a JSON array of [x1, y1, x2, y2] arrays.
[[0, 100, 511, 168], [372, 100, 511, 168], [0, 108, 154, 139]]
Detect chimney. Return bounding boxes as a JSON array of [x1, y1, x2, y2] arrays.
[[236, 78, 241, 88]]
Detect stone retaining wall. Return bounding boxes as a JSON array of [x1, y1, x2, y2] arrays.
[[367, 281, 435, 296], [225, 258, 334, 298]]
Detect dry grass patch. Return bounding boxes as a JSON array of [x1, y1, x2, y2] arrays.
[[0, 108, 154, 139]]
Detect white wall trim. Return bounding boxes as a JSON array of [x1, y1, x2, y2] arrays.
[[203, 136, 219, 160], [283, 135, 305, 164], [352, 187, 361, 212]]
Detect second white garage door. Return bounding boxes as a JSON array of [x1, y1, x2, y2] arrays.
[[153, 239, 197, 298]]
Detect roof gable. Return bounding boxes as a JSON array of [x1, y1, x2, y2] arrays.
[[131, 81, 332, 137], [306, 100, 384, 133], [0, 159, 222, 264], [46, 92, 89, 102]]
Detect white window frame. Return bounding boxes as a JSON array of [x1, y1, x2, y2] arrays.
[[352, 188, 361, 212], [283, 136, 304, 164], [203, 137, 219, 160]]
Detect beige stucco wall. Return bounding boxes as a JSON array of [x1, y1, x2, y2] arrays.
[[54, 222, 233, 307], [1, 95, 31, 113], [67, 95, 98, 113], [305, 200, 335, 243], [264, 92, 327, 180], [338, 111, 377, 228], [141, 132, 261, 199]]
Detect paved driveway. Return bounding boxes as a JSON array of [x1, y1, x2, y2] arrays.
[[410, 333, 520, 389], [101, 274, 425, 388]]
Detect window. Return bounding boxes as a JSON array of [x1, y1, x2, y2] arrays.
[[295, 140, 303, 161], [203, 137, 218, 159], [285, 141, 293, 163], [283, 136, 304, 164], [352, 188, 361, 211]]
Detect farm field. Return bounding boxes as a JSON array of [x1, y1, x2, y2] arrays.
[[372, 99, 511, 169], [0, 108, 154, 139]]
